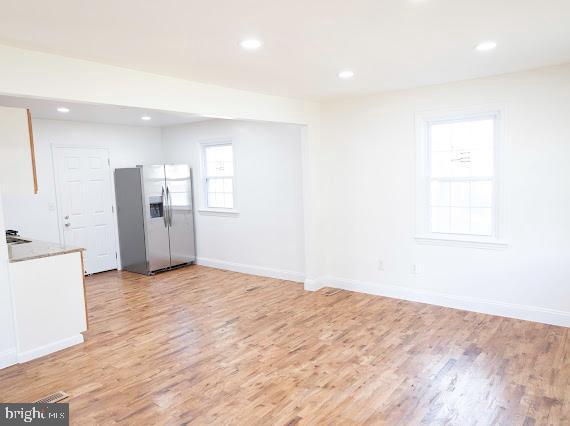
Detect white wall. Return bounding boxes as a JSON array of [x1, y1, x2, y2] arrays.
[[317, 64, 570, 325], [2, 119, 162, 244], [2, 117, 306, 282], [162, 120, 305, 281], [2, 116, 306, 281]]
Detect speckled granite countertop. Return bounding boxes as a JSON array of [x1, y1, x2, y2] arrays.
[[8, 238, 84, 263]]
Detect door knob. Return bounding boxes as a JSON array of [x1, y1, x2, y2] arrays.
[[64, 215, 69, 219], [65, 222, 71, 227]]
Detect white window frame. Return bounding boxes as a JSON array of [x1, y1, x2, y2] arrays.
[[198, 140, 239, 216], [415, 107, 508, 249]]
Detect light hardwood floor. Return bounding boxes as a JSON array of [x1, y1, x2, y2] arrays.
[[0, 265, 568, 424]]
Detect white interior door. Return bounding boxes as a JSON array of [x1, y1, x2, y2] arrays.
[[54, 147, 117, 274]]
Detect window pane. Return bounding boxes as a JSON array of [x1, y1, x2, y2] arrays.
[[223, 178, 233, 193], [450, 207, 470, 234], [206, 177, 234, 209], [206, 145, 232, 162], [431, 150, 472, 178], [427, 116, 496, 238], [431, 151, 453, 177], [204, 145, 235, 209], [430, 181, 450, 206], [464, 119, 494, 152], [430, 124, 452, 151], [210, 178, 220, 192], [207, 192, 220, 208], [450, 182, 470, 207], [219, 145, 233, 161], [223, 193, 234, 209], [431, 207, 450, 233], [471, 149, 493, 177], [222, 160, 234, 176], [470, 208, 493, 235], [449, 118, 494, 151], [471, 181, 493, 207], [205, 145, 233, 177], [450, 152, 472, 178], [206, 160, 230, 177], [430, 117, 494, 179]]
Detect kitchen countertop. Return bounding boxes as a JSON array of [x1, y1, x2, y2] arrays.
[[8, 237, 84, 263]]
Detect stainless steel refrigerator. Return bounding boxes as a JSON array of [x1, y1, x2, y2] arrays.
[[114, 164, 196, 275]]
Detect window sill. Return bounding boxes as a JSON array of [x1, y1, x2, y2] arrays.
[[198, 208, 240, 217], [414, 234, 508, 250]]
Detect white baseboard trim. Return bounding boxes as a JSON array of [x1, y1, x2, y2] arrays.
[[17, 334, 84, 364], [315, 276, 570, 328], [0, 348, 17, 369], [196, 257, 305, 283]]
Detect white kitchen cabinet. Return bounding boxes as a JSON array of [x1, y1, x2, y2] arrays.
[[9, 250, 87, 362], [0, 105, 38, 195]]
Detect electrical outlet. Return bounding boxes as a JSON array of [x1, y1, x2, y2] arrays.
[[411, 263, 424, 274], [377, 259, 384, 271]]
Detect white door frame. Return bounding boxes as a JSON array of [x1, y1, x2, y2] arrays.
[[51, 144, 118, 273]]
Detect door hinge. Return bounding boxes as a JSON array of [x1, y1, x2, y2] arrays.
[[107, 158, 111, 166], [112, 205, 115, 213], [115, 252, 118, 259]]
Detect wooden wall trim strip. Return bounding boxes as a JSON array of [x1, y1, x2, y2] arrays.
[[80, 251, 89, 330], [26, 109, 38, 194]]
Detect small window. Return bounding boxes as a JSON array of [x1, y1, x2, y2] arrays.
[[201, 143, 235, 210], [416, 110, 502, 245]]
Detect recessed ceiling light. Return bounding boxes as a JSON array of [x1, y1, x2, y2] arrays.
[[240, 38, 263, 50], [57, 107, 70, 113], [338, 70, 355, 79], [475, 41, 497, 52], [141, 116, 152, 121]]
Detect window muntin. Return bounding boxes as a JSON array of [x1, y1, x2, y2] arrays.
[[427, 115, 496, 237], [202, 143, 234, 209]]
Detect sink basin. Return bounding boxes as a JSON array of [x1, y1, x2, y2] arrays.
[[6, 236, 31, 245]]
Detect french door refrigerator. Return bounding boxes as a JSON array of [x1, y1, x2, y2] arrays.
[[114, 164, 196, 275]]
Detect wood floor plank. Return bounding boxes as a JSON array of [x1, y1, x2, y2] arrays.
[[0, 265, 568, 425]]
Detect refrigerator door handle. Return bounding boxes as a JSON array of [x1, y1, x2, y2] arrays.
[[161, 186, 168, 227], [166, 186, 173, 226]]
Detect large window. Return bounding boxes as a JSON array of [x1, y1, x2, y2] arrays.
[[416, 110, 503, 246], [201, 142, 235, 210]]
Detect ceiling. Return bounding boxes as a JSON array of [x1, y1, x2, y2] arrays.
[[0, 0, 569, 100], [0, 95, 211, 127]]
